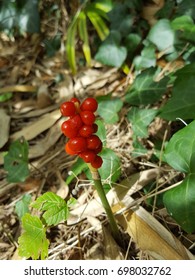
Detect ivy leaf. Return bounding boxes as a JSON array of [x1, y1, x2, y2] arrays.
[[160, 63, 195, 120], [133, 44, 156, 70], [4, 137, 29, 183], [163, 120, 195, 233], [97, 97, 123, 124], [163, 174, 195, 233], [95, 119, 107, 145], [98, 148, 121, 191], [164, 120, 195, 173], [125, 67, 169, 105], [31, 192, 69, 226], [127, 107, 158, 138], [15, 194, 32, 220], [147, 19, 175, 54], [95, 30, 127, 67], [18, 213, 49, 260]]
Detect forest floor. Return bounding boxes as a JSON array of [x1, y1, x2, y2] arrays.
[[0, 2, 195, 260]]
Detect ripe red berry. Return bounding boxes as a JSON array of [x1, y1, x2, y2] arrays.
[[94, 142, 103, 154], [80, 111, 95, 125], [60, 101, 76, 117], [69, 114, 83, 130], [68, 137, 87, 153], [70, 97, 80, 104], [79, 125, 94, 137], [92, 123, 98, 133], [87, 135, 102, 150], [81, 98, 98, 112], [91, 156, 103, 169], [65, 142, 77, 155], [80, 150, 96, 163], [61, 120, 78, 138]]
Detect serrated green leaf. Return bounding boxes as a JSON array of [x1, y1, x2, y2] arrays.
[[78, 11, 91, 66], [127, 107, 158, 138], [4, 137, 29, 183], [147, 19, 175, 54], [163, 174, 195, 233], [125, 67, 169, 105], [164, 120, 195, 173], [31, 192, 69, 226], [15, 194, 32, 219], [160, 63, 195, 120], [18, 213, 49, 260], [97, 97, 123, 124], [95, 30, 127, 67]]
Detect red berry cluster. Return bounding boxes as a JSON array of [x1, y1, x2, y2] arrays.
[[60, 97, 103, 169]]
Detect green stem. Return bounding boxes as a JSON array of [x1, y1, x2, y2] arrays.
[[89, 167, 120, 242]]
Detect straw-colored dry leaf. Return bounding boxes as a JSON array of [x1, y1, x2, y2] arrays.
[[11, 109, 61, 141], [142, 0, 165, 26], [0, 109, 10, 148]]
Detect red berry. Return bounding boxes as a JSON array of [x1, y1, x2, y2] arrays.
[[70, 97, 80, 104], [65, 142, 77, 155], [87, 135, 102, 150], [94, 142, 102, 154], [68, 137, 87, 153], [92, 123, 98, 133], [80, 150, 96, 163], [81, 98, 98, 112], [91, 156, 103, 169], [60, 101, 76, 117], [79, 125, 94, 137], [69, 114, 83, 130], [61, 120, 78, 138], [80, 111, 95, 125]]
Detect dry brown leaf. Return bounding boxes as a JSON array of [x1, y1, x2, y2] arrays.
[[0, 85, 37, 94], [142, 0, 165, 26], [0, 109, 10, 148], [36, 84, 52, 109], [115, 200, 194, 260], [11, 109, 61, 141]]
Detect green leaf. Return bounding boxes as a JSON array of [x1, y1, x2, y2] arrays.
[[18, 0, 40, 33], [0, 92, 13, 102], [133, 44, 156, 70], [18, 213, 49, 260], [171, 15, 195, 44], [66, 10, 80, 74], [4, 137, 29, 183], [160, 63, 195, 120], [176, 0, 195, 20], [95, 31, 127, 67], [127, 107, 158, 138], [86, 9, 109, 41], [95, 119, 107, 145], [31, 192, 69, 226], [147, 19, 175, 54], [131, 140, 148, 158], [99, 148, 121, 190], [108, 3, 134, 36], [125, 33, 142, 55], [66, 157, 88, 185], [97, 97, 123, 124], [78, 11, 91, 66], [164, 120, 195, 173], [163, 174, 195, 233], [15, 194, 32, 220], [44, 34, 61, 57], [125, 68, 169, 105]]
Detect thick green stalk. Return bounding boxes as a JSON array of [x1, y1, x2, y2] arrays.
[[89, 167, 120, 242]]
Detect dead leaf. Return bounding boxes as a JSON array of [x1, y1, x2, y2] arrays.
[[11, 109, 61, 141], [0, 85, 37, 94], [142, 0, 165, 26], [0, 109, 10, 148], [36, 84, 52, 109]]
